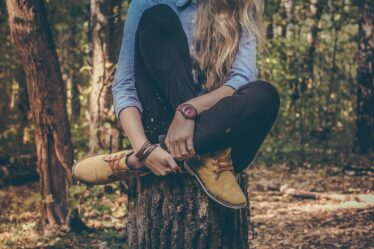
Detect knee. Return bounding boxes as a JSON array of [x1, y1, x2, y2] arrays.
[[138, 4, 180, 34], [238, 80, 280, 115]]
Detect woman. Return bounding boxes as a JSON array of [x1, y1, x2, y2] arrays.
[[73, 0, 280, 209]]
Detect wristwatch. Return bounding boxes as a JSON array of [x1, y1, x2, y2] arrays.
[[176, 103, 198, 120]]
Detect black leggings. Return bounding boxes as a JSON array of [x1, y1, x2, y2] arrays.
[[133, 4, 280, 172]]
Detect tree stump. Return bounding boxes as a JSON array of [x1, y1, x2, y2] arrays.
[[127, 171, 250, 249]]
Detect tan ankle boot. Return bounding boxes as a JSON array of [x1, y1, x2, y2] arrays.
[[72, 150, 151, 185], [183, 148, 247, 209]]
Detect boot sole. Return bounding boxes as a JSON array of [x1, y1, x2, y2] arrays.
[[183, 161, 247, 210]]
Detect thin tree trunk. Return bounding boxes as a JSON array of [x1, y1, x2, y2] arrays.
[[355, 0, 374, 153], [16, 65, 30, 145], [88, 0, 123, 153], [127, 172, 250, 249], [264, 0, 281, 40], [66, 22, 81, 122], [306, 0, 325, 88], [6, 0, 74, 231], [109, 0, 123, 63]]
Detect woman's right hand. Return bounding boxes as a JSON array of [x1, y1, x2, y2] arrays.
[[142, 146, 181, 176]]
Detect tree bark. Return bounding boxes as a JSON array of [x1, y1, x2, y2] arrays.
[[127, 172, 250, 249], [88, 0, 123, 153], [6, 0, 74, 231], [355, 0, 374, 153], [305, 0, 325, 88], [264, 0, 281, 40], [65, 13, 81, 122]]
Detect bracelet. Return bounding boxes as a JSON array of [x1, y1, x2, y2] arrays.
[[135, 141, 158, 162], [138, 144, 158, 162], [135, 140, 151, 159]]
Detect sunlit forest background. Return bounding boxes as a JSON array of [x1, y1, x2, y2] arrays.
[[0, 0, 373, 248]]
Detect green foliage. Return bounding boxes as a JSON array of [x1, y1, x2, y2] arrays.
[[257, 0, 361, 163], [68, 182, 128, 226], [1, 183, 129, 248], [0, 1, 371, 247], [0, 0, 365, 164]]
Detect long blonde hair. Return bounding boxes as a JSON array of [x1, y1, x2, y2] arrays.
[[192, 0, 265, 91]]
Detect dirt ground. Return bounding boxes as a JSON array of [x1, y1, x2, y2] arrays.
[[247, 163, 374, 249], [0, 158, 373, 248]]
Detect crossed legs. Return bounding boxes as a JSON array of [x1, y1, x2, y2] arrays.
[[134, 4, 280, 172]]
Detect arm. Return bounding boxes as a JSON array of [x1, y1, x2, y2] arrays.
[[184, 86, 235, 114], [112, 0, 145, 122], [165, 86, 234, 160], [119, 108, 179, 175], [187, 29, 258, 113], [113, 0, 179, 174], [166, 29, 258, 159], [119, 108, 148, 153]]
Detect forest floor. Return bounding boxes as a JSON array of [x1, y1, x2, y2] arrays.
[[0, 154, 373, 249], [247, 156, 374, 249]]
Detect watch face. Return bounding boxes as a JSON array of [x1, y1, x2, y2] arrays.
[[182, 105, 197, 119]]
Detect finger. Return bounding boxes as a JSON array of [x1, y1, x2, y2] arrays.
[[179, 140, 190, 160], [168, 140, 176, 158], [166, 156, 179, 173], [165, 135, 171, 152], [150, 162, 166, 176], [147, 164, 160, 176], [187, 137, 195, 156], [160, 166, 171, 176], [144, 157, 162, 176], [155, 157, 171, 175], [173, 141, 182, 160]]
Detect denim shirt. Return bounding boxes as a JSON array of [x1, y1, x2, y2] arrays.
[[112, 0, 258, 120]]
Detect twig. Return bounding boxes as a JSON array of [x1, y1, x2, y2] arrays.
[[280, 185, 373, 203]]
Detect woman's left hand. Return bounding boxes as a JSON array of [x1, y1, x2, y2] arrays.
[[166, 111, 196, 160]]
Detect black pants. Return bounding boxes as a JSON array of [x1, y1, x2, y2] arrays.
[[134, 5, 280, 172]]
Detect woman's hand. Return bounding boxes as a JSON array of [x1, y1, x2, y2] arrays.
[[142, 146, 180, 176], [166, 111, 196, 160]]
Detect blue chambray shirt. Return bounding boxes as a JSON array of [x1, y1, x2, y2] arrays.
[[112, 0, 258, 120]]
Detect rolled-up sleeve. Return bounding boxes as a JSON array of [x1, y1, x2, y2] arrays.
[[224, 30, 258, 90], [112, 0, 148, 121]]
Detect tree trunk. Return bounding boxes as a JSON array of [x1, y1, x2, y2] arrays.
[[127, 172, 250, 249], [355, 0, 374, 153], [88, 0, 123, 153], [305, 0, 325, 88], [65, 18, 81, 122], [264, 0, 281, 40], [6, 0, 74, 231]]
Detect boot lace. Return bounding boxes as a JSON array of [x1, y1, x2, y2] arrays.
[[103, 151, 129, 173], [212, 154, 234, 180]]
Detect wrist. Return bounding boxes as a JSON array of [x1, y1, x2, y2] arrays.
[[132, 138, 149, 153], [135, 141, 158, 162]]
